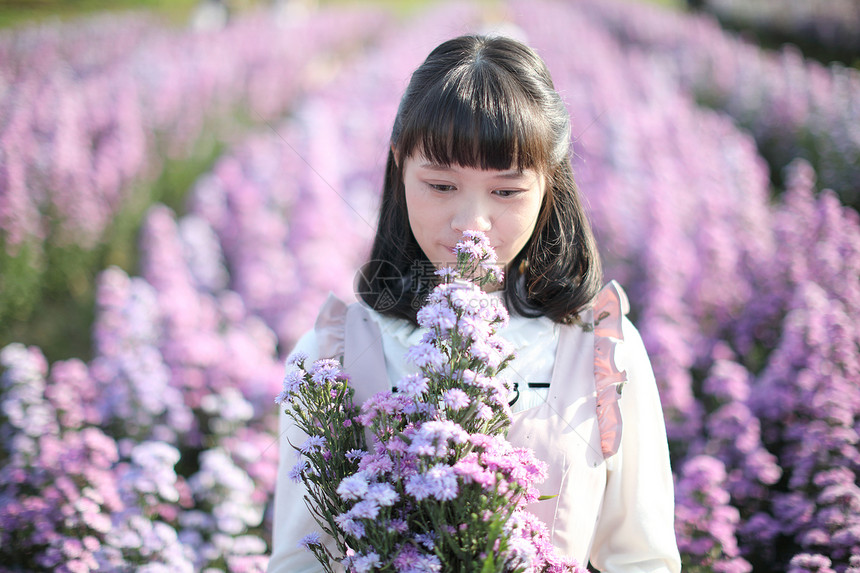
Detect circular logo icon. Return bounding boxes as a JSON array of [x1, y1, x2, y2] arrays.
[[354, 260, 403, 312]]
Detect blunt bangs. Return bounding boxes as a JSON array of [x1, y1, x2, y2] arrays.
[[394, 59, 555, 173]]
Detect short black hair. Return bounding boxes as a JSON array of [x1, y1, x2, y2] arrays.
[[358, 35, 603, 324]]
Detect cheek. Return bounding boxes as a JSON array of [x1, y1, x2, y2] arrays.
[[499, 197, 543, 255], [508, 199, 542, 237], [404, 187, 437, 241]]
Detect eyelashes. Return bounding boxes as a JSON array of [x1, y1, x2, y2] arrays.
[[425, 183, 525, 198]]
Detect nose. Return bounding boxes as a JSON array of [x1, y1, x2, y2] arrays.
[[451, 196, 492, 234]]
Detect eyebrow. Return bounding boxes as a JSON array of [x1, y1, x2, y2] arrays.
[[418, 163, 527, 179]]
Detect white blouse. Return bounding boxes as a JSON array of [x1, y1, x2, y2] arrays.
[[267, 289, 681, 573], [369, 293, 558, 413]]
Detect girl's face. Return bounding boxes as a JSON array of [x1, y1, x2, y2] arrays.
[[402, 151, 546, 271]]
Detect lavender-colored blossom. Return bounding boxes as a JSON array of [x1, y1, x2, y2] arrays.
[[447, 285, 484, 315], [404, 474, 433, 501], [408, 420, 469, 458], [405, 343, 446, 370], [287, 460, 308, 484], [442, 388, 470, 411], [286, 352, 308, 367], [469, 339, 501, 370], [352, 551, 381, 573], [454, 231, 496, 263], [334, 514, 365, 539], [298, 532, 321, 550], [788, 554, 837, 573], [416, 304, 457, 332], [393, 544, 442, 573], [396, 374, 429, 397], [365, 483, 399, 507], [474, 404, 493, 421], [300, 436, 326, 454], [348, 500, 381, 520], [457, 316, 490, 342], [425, 464, 458, 501], [276, 369, 305, 404], [387, 519, 408, 534], [336, 474, 369, 501], [414, 532, 437, 551], [310, 359, 342, 385], [358, 452, 394, 476], [124, 441, 181, 504]]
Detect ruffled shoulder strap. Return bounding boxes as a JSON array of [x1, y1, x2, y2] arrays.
[[314, 293, 348, 359], [592, 280, 630, 458]]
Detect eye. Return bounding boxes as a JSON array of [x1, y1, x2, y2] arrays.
[[493, 189, 523, 198], [428, 183, 456, 192]]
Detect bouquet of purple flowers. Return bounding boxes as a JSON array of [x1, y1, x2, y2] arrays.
[[276, 231, 585, 573]]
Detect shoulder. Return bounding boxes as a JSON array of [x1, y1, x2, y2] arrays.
[[285, 329, 319, 365], [290, 293, 410, 365], [283, 293, 350, 367], [620, 315, 652, 371]]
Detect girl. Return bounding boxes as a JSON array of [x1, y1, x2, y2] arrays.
[[268, 35, 681, 573]]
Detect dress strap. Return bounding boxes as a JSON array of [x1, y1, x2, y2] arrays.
[[592, 280, 630, 458]]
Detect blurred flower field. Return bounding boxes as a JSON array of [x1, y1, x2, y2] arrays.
[[1, 1, 859, 571]]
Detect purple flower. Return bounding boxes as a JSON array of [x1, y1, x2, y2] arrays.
[[442, 389, 470, 411], [447, 285, 484, 314], [460, 369, 491, 388], [281, 370, 304, 396], [408, 421, 468, 458], [287, 352, 308, 367], [788, 554, 836, 573], [405, 474, 433, 501], [397, 374, 429, 397], [288, 459, 308, 483], [425, 464, 458, 501], [274, 388, 290, 405], [310, 359, 341, 385], [414, 532, 437, 551], [469, 339, 501, 370], [457, 316, 489, 341], [385, 519, 408, 534], [365, 483, 399, 507], [405, 343, 446, 370], [358, 453, 394, 476], [454, 230, 496, 263], [349, 499, 381, 520], [352, 551, 381, 573], [336, 474, 369, 501], [417, 304, 457, 332], [298, 532, 321, 550], [334, 514, 365, 539], [300, 436, 326, 454], [475, 404, 493, 420]]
